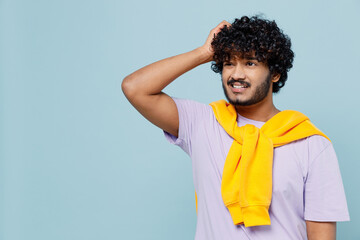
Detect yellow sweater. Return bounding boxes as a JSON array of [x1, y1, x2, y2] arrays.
[[194, 100, 330, 227]]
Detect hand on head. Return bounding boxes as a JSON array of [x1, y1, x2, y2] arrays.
[[200, 20, 231, 63]]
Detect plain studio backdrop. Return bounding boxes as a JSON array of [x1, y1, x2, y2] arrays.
[[1, 0, 359, 239]]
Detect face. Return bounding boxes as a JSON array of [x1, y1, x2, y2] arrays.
[[221, 54, 275, 106]]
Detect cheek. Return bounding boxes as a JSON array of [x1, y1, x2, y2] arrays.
[[221, 75, 227, 84], [221, 68, 231, 78]]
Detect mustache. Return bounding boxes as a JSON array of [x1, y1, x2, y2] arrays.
[[227, 79, 251, 88]]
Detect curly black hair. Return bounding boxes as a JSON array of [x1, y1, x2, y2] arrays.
[[211, 15, 294, 93]]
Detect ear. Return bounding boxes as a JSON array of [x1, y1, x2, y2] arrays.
[[271, 73, 281, 83]]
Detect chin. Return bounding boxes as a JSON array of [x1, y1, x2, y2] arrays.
[[227, 92, 248, 103], [226, 96, 249, 106]]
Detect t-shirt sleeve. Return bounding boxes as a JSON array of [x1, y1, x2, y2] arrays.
[[304, 136, 350, 222], [163, 97, 208, 156]]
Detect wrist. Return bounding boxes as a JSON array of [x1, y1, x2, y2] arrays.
[[194, 46, 214, 64]]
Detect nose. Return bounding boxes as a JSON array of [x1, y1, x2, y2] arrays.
[[230, 64, 246, 80]]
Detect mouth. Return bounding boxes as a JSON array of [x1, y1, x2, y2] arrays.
[[228, 80, 250, 93]]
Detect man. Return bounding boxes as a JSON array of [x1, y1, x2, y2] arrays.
[[122, 16, 349, 240]]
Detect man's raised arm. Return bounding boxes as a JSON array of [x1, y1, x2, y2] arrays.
[[121, 21, 230, 137]]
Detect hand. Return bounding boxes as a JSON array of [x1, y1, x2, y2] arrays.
[[199, 20, 231, 63]]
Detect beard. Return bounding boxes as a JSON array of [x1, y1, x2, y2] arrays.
[[222, 73, 272, 106]]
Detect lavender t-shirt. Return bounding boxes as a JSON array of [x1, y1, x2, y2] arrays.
[[163, 98, 350, 240]]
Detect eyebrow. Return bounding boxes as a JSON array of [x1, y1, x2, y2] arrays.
[[227, 55, 259, 61], [244, 56, 258, 60]]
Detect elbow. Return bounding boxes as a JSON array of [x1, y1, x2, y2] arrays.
[[121, 75, 136, 99]]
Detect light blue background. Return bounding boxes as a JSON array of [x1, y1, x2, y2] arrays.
[[1, 0, 359, 239]]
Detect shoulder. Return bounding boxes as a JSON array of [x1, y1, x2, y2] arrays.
[[172, 97, 210, 109], [299, 135, 333, 169], [300, 134, 334, 163], [171, 97, 213, 119], [306, 135, 332, 156], [276, 134, 333, 179], [302, 135, 337, 179], [164, 97, 219, 154], [282, 134, 331, 154]]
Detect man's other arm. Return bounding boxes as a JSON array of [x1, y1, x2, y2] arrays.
[[121, 21, 230, 137], [306, 221, 336, 240]]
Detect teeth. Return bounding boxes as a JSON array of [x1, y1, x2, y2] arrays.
[[233, 85, 246, 89]]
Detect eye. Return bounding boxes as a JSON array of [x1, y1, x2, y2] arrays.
[[223, 62, 232, 66], [246, 61, 256, 66]]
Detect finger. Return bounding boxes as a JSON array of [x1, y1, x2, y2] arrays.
[[220, 20, 231, 27], [212, 22, 230, 35], [213, 21, 231, 32], [207, 20, 231, 43], [216, 20, 230, 29]]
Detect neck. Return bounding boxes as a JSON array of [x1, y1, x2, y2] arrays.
[[234, 95, 280, 122]]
